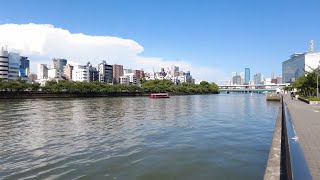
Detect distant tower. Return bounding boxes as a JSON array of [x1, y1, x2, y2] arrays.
[[244, 68, 250, 85], [310, 40, 314, 52]]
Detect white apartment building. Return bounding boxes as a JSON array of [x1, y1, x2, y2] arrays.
[[178, 75, 187, 84], [0, 48, 9, 80], [37, 64, 48, 79], [120, 73, 138, 85], [48, 69, 58, 78], [72, 65, 89, 82], [119, 76, 130, 85]]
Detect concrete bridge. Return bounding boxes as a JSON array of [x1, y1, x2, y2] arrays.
[[218, 83, 289, 93], [219, 89, 276, 93]]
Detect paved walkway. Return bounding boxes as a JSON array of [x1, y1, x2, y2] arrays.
[[284, 95, 320, 179]]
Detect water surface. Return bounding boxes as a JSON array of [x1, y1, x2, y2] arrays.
[[0, 94, 279, 179]]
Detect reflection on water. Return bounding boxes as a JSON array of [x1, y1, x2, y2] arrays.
[[0, 94, 279, 179]]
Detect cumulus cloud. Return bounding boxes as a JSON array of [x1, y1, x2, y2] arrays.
[[0, 23, 226, 82]]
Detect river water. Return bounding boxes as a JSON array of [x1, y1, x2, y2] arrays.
[[0, 94, 279, 180]]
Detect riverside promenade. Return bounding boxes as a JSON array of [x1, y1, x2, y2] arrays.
[[284, 95, 320, 179]]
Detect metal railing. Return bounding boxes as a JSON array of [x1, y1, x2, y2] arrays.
[[282, 97, 311, 180]]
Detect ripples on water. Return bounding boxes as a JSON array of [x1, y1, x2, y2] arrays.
[[0, 94, 279, 180]]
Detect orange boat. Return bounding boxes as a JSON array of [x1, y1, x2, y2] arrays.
[[149, 93, 170, 99]]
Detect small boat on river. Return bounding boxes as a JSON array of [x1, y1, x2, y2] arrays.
[[149, 93, 170, 99]]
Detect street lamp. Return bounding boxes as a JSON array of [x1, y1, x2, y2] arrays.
[[317, 71, 319, 98], [317, 62, 320, 98]]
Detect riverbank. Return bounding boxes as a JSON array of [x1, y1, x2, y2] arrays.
[[0, 91, 219, 99]]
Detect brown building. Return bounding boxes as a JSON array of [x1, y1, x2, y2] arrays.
[[63, 64, 74, 80], [271, 78, 277, 84], [112, 64, 123, 84], [133, 70, 145, 80]]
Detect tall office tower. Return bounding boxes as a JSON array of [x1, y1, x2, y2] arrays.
[[245, 68, 250, 85], [112, 64, 124, 84], [282, 41, 320, 83], [19, 56, 30, 77], [8, 52, 21, 81]]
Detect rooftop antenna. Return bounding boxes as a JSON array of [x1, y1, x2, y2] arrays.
[[310, 40, 314, 52]]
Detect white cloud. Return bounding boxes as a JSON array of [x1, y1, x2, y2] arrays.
[[0, 23, 226, 82]]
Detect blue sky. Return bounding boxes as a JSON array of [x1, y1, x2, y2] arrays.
[[1, 0, 320, 82]]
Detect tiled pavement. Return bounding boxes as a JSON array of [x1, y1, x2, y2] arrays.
[[284, 95, 320, 179]]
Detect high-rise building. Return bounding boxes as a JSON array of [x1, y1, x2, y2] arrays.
[[245, 68, 250, 85], [52, 58, 67, 77], [253, 73, 262, 84], [1, 48, 30, 81], [232, 75, 241, 85], [96, 61, 113, 83], [37, 64, 48, 79], [52, 58, 67, 70], [89, 66, 99, 82], [19, 56, 30, 77], [239, 72, 245, 85], [8, 52, 21, 81], [112, 64, 123, 84], [0, 48, 9, 80], [185, 71, 193, 83], [63, 64, 74, 80], [276, 75, 283, 84], [169, 65, 179, 77], [282, 41, 320, 83]]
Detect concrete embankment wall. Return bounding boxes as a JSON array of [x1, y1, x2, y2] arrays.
[[264, 100, 282, 180]]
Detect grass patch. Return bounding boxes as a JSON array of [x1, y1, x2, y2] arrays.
[[307, 97, 320, 101], [301, 96, 320, 101]]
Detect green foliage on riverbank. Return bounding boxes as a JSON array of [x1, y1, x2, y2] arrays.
[[141, 79, 219, 94], [288, 71, 320, 97], [0, 78, 219, 94]]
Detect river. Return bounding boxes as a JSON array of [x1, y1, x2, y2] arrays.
[[0, 94, 279, 179]]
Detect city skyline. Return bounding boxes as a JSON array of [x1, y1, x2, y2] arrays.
[[1, 0, 320, 82]]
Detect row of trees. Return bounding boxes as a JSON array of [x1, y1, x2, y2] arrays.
[[0, 78, 219, 94], [141, 79, 219, 94], [284, 70, 320, 97]]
